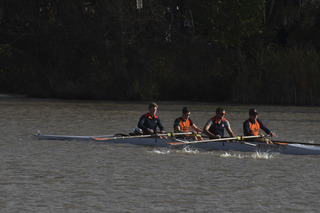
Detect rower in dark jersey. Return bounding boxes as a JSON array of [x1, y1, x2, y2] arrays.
[[135, 102, 165, 135]]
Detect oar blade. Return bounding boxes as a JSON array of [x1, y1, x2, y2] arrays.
[[273, 142, 289, 145], [167, 142, 185, 145], [272, 140, 320, 146], [92, 137, 111, 141]]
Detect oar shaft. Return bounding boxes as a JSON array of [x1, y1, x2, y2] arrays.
[[92, 132, 193, 141], [158, 132, 193, 137], [92, 134, 152, 141], [169, 135, 263, 145], [195, 135, 262, 143]]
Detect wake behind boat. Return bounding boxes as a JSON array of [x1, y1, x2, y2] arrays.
[[35, 131, 320, 155]]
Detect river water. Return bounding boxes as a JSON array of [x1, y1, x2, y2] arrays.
[[1, 98, 320, 212]]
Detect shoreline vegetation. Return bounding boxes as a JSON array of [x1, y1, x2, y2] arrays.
[[1, 1, 320, 105]]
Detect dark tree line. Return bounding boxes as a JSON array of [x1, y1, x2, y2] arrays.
[[1, 0, 320, 105]]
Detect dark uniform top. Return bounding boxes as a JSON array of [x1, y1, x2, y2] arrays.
[[138, 113, 165, 134]]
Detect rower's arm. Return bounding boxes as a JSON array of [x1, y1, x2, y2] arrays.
[[191, 124, 202, 133], [173, 118, 182, 133], [257, 119, 271, 135], [157, 118, 165, 133], [138, 116, 149, 133], [243, 120, 252, 136], [174, 125, 183, 133], [203, 124, 215, 138], [226, 126, 235, 137]]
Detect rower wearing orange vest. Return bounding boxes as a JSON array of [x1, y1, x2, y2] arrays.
[[203, 107, 235, 139], [173, 107, 202, 140], [243, 108, 276, 144]]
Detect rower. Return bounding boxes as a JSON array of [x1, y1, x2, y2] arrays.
[[203, 107, 236, 139], [173, 106, 203, 140], [243, 108, 276, 144], [136, 102, 166, 136]]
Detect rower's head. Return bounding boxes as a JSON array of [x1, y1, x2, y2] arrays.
[[249, 108, 259, 119], [182, 106, 191, 119], [216, 107, 226, 119], [148, 102, 158, 115]]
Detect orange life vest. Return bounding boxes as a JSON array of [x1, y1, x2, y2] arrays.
[[175, 117, 190, 132], [248, 119, 260, 135]]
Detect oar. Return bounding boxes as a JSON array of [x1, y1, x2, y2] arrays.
[[172, 137, 258, 147], [92, 132, 193, 141], [168, 135, 263, 145], [271, 140, 320, 146]]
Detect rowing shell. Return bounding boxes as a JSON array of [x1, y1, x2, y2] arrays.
[[35, 132, 320, 155]]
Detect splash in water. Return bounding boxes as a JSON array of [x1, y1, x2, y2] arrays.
[[219, 151, 278, 159], [177, 146, 200, 154], [220, 152, 245, 159], [150, 148, 171, 154], [252, 151, 278, 159]]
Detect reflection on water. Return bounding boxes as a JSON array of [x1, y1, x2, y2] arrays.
[[1, 98, 320, 212]]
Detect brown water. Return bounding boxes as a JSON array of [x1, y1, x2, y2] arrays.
[[1, 98, 320, 212]]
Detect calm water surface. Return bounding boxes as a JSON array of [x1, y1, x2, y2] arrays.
[[1, 98, 320, 212]]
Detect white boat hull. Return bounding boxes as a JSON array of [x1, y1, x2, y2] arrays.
[[35, 133, 320, 155]]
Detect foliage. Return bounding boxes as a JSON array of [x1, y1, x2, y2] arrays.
[[0, 0, 320, 105]]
